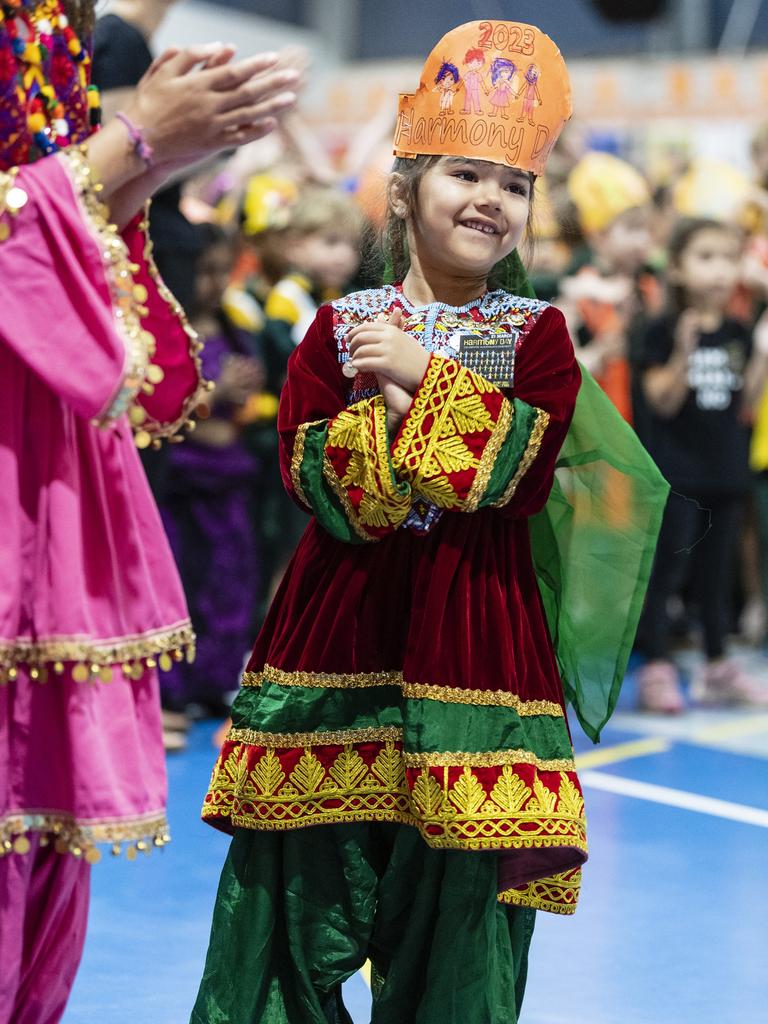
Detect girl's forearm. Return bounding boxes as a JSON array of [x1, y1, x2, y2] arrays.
[[82, 120, 148, 205], [84, 120, 183, 229]]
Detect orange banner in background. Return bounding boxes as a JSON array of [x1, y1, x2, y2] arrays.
[[308, 52, 768, 129]]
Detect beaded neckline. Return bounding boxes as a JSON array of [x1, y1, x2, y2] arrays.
[[393, 282, 503, 316]]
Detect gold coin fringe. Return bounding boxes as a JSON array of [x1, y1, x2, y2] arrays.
[[0, 623, 196, 685], [0, 812, 171, 863]]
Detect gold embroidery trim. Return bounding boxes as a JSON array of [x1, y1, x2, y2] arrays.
[[0, 810, 171, 861], [326, 398, 411, 532], [0, 167, 24, 238], [242, 664, 565, 718], [290, 422, 312, 508], [204, 743, 587, 859], [391, 353, 446, 466], [403, 749, 575, 772], [322, 452, 375, 542], [228, 725, 402, 747], [392, 356, 510, 511], [226, 726, 572, 772], [0, 621, 196, 681], [491, 407, 550, 507], [244, 665, 402, 689], [464, 395, 514, 512], [61, 147, 156, 426], [497, 868, 581, 915], [370, 396, 412, 512], [401, 681, 563, 717]]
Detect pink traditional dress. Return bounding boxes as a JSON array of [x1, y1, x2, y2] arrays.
[[0, 4, 204, 1021]]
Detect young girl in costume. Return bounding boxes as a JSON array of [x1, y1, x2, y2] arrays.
[[634, 217, 768, 711], [192, 21, 666, 1024]]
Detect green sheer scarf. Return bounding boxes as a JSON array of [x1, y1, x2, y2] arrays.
[[384, 248, 669, 742]]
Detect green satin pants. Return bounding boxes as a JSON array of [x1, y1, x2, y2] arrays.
[[191, 823, 536, 1024]]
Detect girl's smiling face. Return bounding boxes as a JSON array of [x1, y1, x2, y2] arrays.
[[405, 157, 531, 280]]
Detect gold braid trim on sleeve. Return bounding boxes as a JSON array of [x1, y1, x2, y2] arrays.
[[322, 452, 376, 542], [290, 420, 318, 509], [490, 407, 550, 507], [391, 354, 447, 467], [324, 398, 411, 535], [463, 395, 513, 512]]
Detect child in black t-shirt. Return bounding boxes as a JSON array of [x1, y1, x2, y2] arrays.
[[634, 217, 768, 711]]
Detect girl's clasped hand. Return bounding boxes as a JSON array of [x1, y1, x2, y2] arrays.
[[345, 308, 429, 430]]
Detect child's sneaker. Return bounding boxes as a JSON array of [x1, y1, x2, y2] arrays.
[[690, 658, 768, 706], [637, 660, 685, 714]]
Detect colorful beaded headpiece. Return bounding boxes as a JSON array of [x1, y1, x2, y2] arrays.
[[0, 0, 100, 170]]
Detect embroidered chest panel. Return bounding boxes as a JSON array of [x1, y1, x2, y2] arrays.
[[331, 285, 549, 532]]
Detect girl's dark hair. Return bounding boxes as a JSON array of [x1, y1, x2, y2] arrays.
[[382, 155, 536, 290], [666, 216, 741, 314]]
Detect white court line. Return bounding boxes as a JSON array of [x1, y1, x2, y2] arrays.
[[581, 770, 768, 828]]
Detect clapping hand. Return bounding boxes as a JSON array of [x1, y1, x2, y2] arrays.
[[126, 44, 300, 167]]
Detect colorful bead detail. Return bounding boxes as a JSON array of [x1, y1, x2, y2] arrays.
[[0, 0, 100, 169]]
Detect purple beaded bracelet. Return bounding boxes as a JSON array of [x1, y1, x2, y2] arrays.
[[115, 111, 155, 168]]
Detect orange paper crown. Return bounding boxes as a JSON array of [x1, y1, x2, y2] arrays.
[[393, 21, 572, 176]]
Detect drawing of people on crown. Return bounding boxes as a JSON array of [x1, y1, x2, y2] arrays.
[[459, 47, 486, 115], [433, 60, 461, 116], [485, 57, 519, 120], [517, 63, 542, 126]]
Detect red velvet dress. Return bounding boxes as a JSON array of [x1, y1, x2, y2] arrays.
[[203, 285, 586, 914]]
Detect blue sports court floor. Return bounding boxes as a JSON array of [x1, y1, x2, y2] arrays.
[[63, 652, 768, 1024]]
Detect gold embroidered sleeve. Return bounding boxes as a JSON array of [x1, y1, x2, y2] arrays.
[[292, 395, 413, 543], [390, 354, 549, 511]]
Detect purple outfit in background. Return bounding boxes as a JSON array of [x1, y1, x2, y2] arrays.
[[160, 327, 261, 710]]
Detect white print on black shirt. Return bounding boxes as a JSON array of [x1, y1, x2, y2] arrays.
[[687, 344, 744, 411]]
